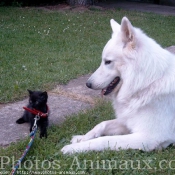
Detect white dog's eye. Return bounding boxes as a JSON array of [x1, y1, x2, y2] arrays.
[[105, 60, 112, 65]]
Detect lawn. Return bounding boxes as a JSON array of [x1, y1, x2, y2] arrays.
[[1, 6, 175, 175], [1, 102, 175, 174], [0, 7, 175, 103]]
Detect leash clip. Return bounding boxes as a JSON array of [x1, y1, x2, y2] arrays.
[[32, 115, 40, 130]]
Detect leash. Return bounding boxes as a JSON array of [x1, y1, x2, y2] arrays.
[[10, 116, 39, 175], [10, 105, 49, 174]]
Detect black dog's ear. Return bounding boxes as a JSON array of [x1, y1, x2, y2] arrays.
[[27, 89, 33, 95], [42, 91, 48, 98], [42, 91, 47, 95]]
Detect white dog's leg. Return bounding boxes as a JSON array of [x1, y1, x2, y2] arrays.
[[61, 133, 157, 154], [71, 119, 129, 144]]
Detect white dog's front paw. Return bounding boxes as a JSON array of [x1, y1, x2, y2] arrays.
[[70, 123, 105, 144], [82, 123, 104, 141], [70, 132, 98, 144], [61, 144, 75, 154], [71, 135, 85, 144], [61, 143, 86, 154]]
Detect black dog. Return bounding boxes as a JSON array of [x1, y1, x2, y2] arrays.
[[16, 90, 49, 138]]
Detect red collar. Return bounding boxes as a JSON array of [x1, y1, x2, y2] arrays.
[[23, 105, 49, 118]]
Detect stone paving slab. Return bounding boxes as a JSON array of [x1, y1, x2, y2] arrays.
[[0, 93, 93, 146], [55, 74, 100, 97], [166, 46, 175, 53]]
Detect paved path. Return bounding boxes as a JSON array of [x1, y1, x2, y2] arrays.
[[0, 74, 101, 146], [98, 0, 175, 16]]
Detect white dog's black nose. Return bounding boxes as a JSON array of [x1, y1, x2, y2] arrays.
[[86, 82, 92, 88]]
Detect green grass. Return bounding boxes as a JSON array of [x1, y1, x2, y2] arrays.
[[0, 7, 175, 103], [1, 7, 175, 175], [1, 101, 175, 174]]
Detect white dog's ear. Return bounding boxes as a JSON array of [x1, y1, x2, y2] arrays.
[[110, 19, 120, 33], [121, 17, 135, 47]]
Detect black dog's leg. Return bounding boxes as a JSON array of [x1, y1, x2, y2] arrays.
[[30, 119, 35, 133], [40, 120, 48, 138], [16, 117, 26, 124]]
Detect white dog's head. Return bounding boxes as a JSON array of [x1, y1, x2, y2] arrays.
[[86, 17, 137, 96]]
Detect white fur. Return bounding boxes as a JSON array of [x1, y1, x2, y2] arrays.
[[61, 17, 175, 154]]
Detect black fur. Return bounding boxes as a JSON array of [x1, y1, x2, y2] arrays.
[[16, 90, 49, 138]]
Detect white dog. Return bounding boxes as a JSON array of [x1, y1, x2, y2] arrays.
[[61, 17, 175, 154]]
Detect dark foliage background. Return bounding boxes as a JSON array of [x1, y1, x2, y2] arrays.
[[0, 0, 66, 6]]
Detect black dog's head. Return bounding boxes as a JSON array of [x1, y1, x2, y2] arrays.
[[27, 89, 48, 109]]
